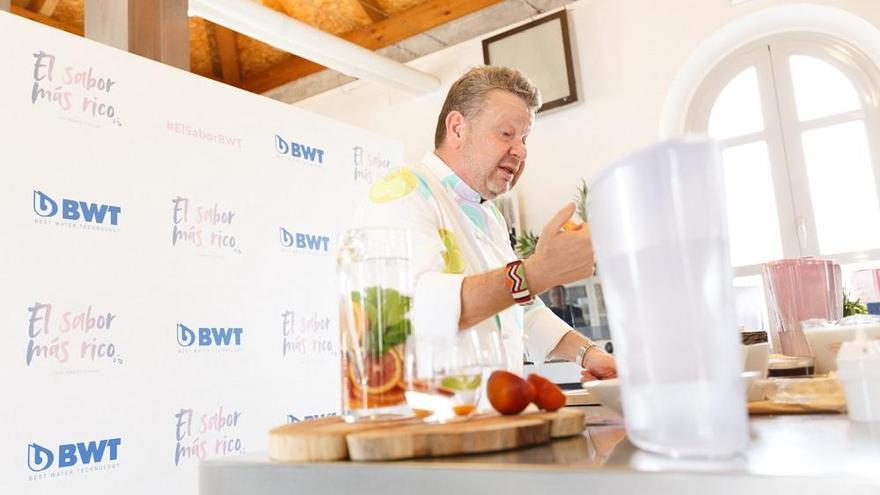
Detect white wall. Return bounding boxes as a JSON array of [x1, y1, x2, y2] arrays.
[[1, 12, 401, 495], [295, 0, 880, 233]]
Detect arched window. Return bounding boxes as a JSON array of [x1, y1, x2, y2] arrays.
[[687, 35, 880, 281]]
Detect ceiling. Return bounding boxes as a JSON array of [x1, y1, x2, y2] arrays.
[[7, 0, 571, 101]]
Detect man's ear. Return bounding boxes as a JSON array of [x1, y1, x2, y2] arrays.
[[445, 111, 466, 148]]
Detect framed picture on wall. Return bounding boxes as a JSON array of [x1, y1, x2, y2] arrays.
[[482, 10, 578, 113]]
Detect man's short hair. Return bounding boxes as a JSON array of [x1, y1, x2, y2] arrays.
[[434, 66, 542, 148]]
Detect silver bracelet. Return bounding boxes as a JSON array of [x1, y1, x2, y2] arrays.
[[576, 340, 600, 369]]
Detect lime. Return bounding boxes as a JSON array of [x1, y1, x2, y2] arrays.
[[440, 374, 482, 391]]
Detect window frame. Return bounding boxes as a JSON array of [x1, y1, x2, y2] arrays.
[[686, 33, 880, 277]]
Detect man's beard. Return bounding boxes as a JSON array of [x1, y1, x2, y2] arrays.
[[485, 173, 510, 199]]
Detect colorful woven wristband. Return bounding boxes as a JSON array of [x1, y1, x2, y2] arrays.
[[505, 260, 533, 305]]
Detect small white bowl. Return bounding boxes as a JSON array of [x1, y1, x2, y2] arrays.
[[805, 325, 880, 374], [838, 355, 880, 422], [582, 372, 762, 416], [581, 378, 623, 415], [742, 342, 770, 378]]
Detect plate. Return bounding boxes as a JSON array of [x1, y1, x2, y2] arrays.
[[581, 372, 762, 416]]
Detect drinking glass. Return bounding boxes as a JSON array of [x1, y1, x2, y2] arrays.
[[403, 330, 483, 423], [468, 326, 508, 413]]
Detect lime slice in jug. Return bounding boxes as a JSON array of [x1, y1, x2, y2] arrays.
[[440, 374, 482, 391]]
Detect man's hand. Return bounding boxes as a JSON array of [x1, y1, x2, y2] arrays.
[[580, 349, 617, 382], [524, 203, 595, 294]]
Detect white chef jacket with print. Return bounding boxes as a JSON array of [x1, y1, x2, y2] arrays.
[[353, 152, 572, 375]]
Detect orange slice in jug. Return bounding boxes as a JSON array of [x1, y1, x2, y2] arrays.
[[348, 346, 402, 395]]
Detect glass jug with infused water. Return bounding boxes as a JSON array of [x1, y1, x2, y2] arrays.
[[337, 228, 413, 422]]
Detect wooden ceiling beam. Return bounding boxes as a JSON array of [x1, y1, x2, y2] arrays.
[[32, 0, 60, 17], [84, 0, 189, 71], [241, 0, 504, 94], [10, 4, 83, 35], [214, 24, 242, 86], [357, 0, 388, 23]]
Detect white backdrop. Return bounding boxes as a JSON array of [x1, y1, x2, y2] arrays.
[[0, 12, 401, 495]]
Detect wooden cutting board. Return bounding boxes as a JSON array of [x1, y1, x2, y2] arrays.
[[269, 408, 585, 462], [748, 398, 846, 415]]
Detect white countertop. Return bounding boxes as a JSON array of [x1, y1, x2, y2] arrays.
[[199, 408, 880, 495]]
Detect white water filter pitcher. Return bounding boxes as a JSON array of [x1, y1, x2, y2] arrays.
[[588, 137, 748, 458]]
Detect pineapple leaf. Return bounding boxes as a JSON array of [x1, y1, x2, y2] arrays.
[[515, 230, 540, 258], [573, 179, 590, 222]]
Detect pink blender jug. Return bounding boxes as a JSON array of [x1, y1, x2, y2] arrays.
[[762, 258, 842, 358]]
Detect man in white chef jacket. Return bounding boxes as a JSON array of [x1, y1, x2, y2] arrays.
[[355, 66, 616, 381]]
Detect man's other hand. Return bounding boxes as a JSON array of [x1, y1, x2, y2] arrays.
[[525, 202, 595, 294], [580, 350, 617, 382]]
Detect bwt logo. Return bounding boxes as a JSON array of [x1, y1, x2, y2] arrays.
[[177, 324, 243, 348], [33, 190, 121, 225], [28, 438, 121, 472], [274, 135, 325, 165], [287, 412, 336, 423], [280, 227, 330, 252]]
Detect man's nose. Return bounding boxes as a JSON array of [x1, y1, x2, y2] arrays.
[[510, 141, 527, 161]]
